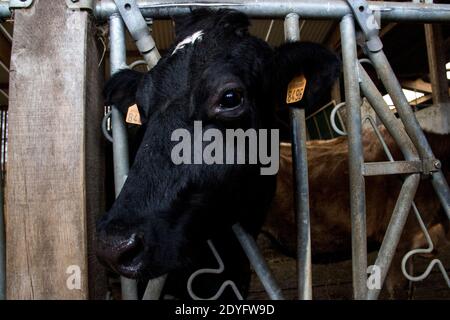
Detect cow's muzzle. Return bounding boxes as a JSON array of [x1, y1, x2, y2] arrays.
[[96, 232, 146, 278]]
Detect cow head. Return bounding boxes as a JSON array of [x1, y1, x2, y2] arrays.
[[96, 9, 340, 279]]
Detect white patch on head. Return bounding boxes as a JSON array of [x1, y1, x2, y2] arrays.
[[171, 30, 204, 56]]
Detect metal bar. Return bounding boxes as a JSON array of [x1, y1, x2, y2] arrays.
[[363, 116, 395, 162], [0, 60, 9, 75], [0, 24, 12, 43], [340, 14, 367, 300], [0, 2, 10, 19], [336, 107, 347, 134], [312, 116, 322, 140], [291, 108, 313, 300], [0, 89, 7, 101], [358, 25, 448, 297], [142, 274, 168, 300], [367, 49, 450, 220], [232, 224, 284, 300], [363, 161, 423, 176], [367, 173, 420, 300], [95, 0, 450, 22], [306, 100, 336, 120], [113, 0, 161, 67], [112, 1, 167, 299], [110, 14, 129, 196], [363, 110, 449, 290], [358, 64, 418, 161], [323, 108, 335, 138], [264, 19, 274, 42], [0, 0, 448, 21], [284, 12, 312, 301], [366, 52, 434, 158], [109, 14, 138, 301]]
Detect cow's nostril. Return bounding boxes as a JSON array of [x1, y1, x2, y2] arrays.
[[117, 233, 145, 267], [97, 232, 146, 278]]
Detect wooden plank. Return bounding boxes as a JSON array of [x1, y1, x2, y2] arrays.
[[402, 78, 450, 95], [5, 0, 105, 299], [85, 14, 107, 301]]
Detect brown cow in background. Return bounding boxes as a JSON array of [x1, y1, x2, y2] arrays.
[[263, 127, 450, 299]]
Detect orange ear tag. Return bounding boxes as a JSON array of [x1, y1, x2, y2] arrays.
[[286, 74, 307, 104], [126, 104, 142, 125]]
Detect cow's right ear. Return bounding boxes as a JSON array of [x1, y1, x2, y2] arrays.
[[104, 69, 150, 123], [271, 42, 341, 109]]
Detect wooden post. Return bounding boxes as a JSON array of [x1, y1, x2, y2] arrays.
[[425, 23, 449, 106], [5, 0, 105, 299]]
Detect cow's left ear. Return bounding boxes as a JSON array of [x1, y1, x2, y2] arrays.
[[272, 42, 341, 108], [104, 69, 151, 124]]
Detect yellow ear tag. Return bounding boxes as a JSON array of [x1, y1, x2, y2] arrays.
[[126, 104, 142, 125], [286, 74, 307, 104]]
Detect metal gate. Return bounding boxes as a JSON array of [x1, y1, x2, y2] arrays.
[[0, 0, 449, 300]]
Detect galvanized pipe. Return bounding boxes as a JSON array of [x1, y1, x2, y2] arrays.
[[284, 12, 312, 301], [232, 224, 284, 300], [142, 274, 168, 300], [358, 64, 418, 161], [114, 1, 168, 300], [363, 161, 423, 176], [0, 2, 10, 19], [109, 14, 138, 301], [368, 52, 438, 160], [367, 174, 420, 300], [340, 14, 367, 300], [109, 13, 130, 202], [94, 0, 450, 22], [367, 49, 450, 220], [113, 0, 161, 67]]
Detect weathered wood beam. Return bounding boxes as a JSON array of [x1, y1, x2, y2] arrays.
[[425, 23, 449, 105], [410, 94, 432, 106], [6, 0, 105, 299], [402, 78, 450, 95]]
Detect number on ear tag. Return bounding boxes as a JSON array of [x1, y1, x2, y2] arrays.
[[286, 74, 307, 104], [126, 104, 142, 125]]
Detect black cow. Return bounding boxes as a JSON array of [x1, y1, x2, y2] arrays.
[[97, 9, 340, 299]]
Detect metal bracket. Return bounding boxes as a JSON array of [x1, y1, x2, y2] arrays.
[[422, 158, 441, 175], [113, 0, 161, 67], [363, 160, 440, 176], [65, 0, 95, 12], [9, 0, 33, 9], [412, 0, 433, 4], [346, 0, 382, 53]]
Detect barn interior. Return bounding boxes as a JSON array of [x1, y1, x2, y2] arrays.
[[0, 2, 449, 300]]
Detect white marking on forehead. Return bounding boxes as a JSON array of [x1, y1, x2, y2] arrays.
[[171, 30, 204, 56]]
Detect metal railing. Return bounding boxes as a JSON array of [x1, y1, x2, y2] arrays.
[[80, 0, 450, 301], [0, 0, 449, 300], [91, 0, 450, 22], [306, 100, 346, 140]]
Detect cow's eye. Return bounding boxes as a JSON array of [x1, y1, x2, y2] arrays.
[[218, 89, 243, 109]]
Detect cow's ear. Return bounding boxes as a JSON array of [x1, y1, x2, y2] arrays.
[[272, 42, 341, 108], [104, 69, 150, 124], [173, 9, 212, 39]]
